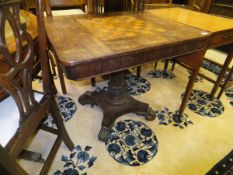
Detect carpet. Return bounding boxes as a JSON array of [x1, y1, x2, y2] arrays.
[[206, 150, 233, 175]]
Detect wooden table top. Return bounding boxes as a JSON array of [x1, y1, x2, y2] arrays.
[[147, 7, 233, 48], [45, 10, 210, 80], [147, 7, 233, 33]]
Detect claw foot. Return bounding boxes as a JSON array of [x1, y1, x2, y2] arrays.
[[98, 126, 111, 142], [78, 91, 96, 107], [135, 107, 156, 121]]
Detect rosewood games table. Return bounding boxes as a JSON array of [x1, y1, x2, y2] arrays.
[[44, 10, 210, 141]]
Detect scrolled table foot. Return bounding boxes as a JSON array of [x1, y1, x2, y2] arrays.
[[19, 150, 45, 163], [98, 125, 111, 142], [78, 91, 98, 107], [135, 107, 156, 121]]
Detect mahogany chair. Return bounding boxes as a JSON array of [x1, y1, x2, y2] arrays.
[[201, 47, 233, 99], [0, 5, 38, 101], [0, 1, 74, 174]]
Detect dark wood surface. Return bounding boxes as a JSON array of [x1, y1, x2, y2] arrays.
[[45, 10, 210, 80]]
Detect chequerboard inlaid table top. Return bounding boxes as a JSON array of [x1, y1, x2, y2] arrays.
[[45, 10, 210, 80]]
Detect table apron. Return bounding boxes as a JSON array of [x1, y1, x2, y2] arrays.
[[63, 39, 207, 80], [208, 29, 233, 48]]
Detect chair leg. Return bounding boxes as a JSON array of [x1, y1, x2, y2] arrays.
[[179, 69, 198, 115], [91, 77, 96, 87], [136, 66, 141, 78], [217, 66, 233, 99], [210, 47, 233, 99], [49, 96, 74, 151], [57, 63, 67, 94], [0, 145, 27, 175]]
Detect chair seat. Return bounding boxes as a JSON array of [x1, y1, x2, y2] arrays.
[[0, 92, 43, 147], [204, 49, 233, 68], [50, 9, 85, 16]]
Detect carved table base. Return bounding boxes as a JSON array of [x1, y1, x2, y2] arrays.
[[78, 71, 156, 142]]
